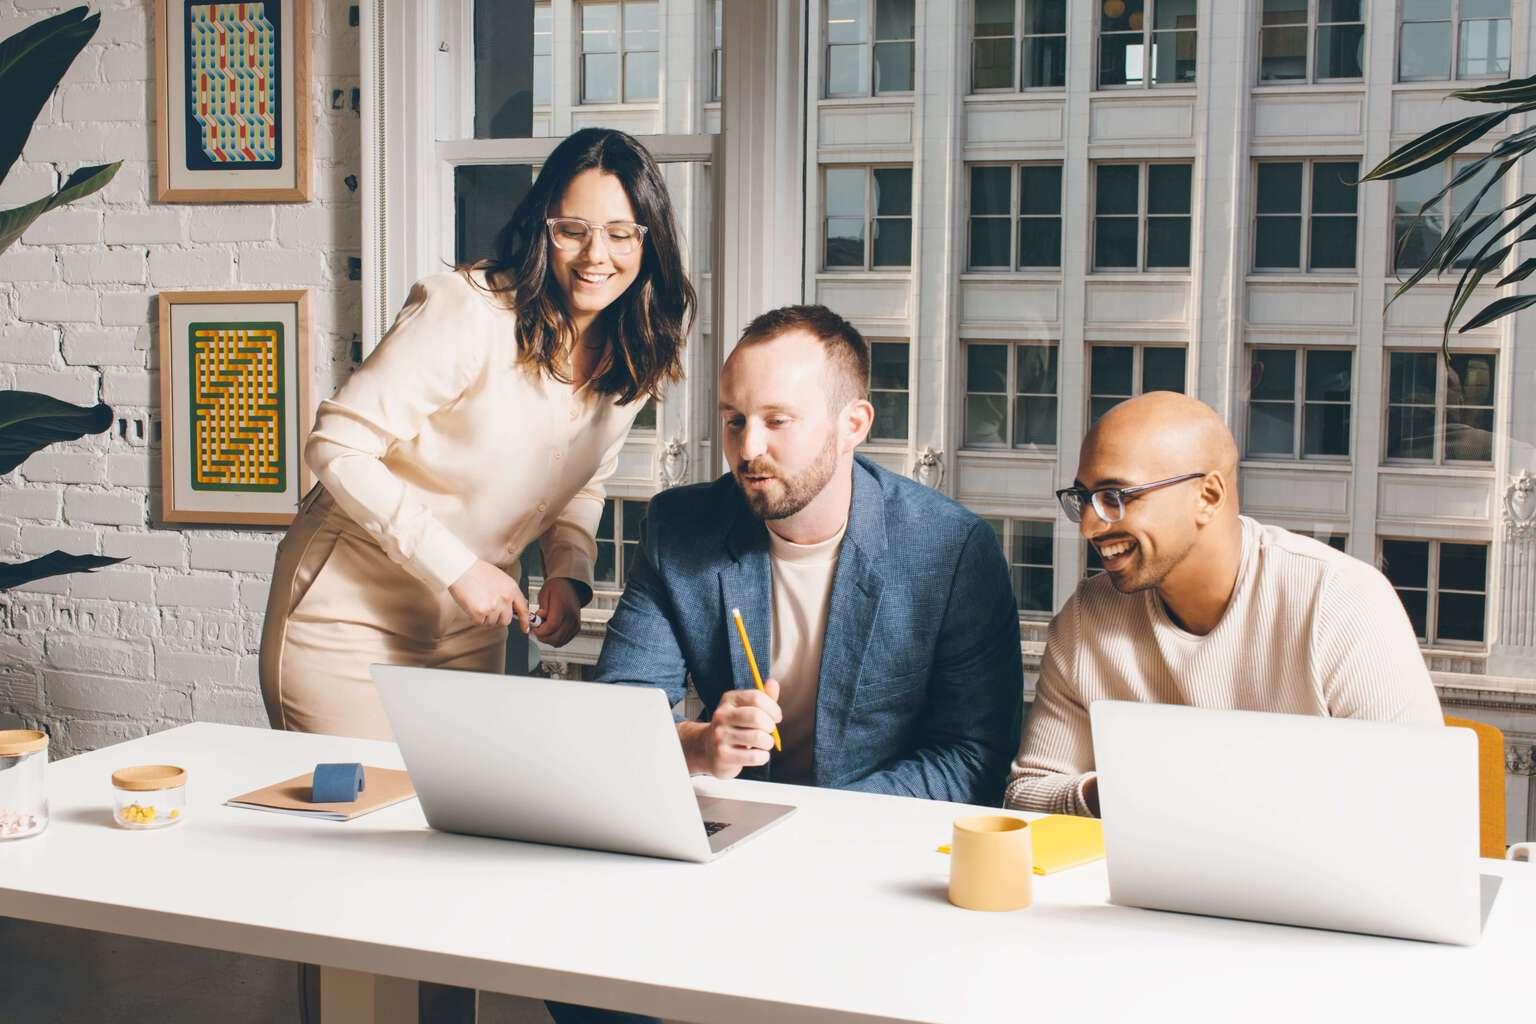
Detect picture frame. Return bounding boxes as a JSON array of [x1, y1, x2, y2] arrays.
[[153, 0, 311, 203], [157, 290, 314, 526]]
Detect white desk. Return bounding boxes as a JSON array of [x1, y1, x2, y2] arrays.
[[1, 723, 1532, 1023]]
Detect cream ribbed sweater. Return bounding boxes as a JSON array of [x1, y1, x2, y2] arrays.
[[1004, 517, 1444, 815]]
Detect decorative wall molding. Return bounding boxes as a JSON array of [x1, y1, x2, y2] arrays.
[[1505, 469, 1536, 541], [912, 446, 944, 489], [658, 437, 690, 488]]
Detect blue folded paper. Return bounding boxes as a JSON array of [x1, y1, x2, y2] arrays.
[[310, 762, 366, 803]]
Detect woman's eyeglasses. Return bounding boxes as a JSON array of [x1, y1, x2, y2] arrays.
[[1055, 473, 1207, 524], [545, 217, 648, 256]]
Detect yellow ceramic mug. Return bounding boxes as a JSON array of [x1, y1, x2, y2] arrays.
[[948, 815, 1034, 912]]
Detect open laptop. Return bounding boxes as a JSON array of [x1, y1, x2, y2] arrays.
[[1089, 701, 1483, 945], [372, 665, 796, 862]]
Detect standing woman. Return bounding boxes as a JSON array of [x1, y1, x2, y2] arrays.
[[260, 127, 695, 740]]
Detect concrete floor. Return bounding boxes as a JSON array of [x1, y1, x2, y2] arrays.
[[0, 917, 554, 1023]]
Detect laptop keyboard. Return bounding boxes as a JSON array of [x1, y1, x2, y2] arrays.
[[703, 820, 731, 837]]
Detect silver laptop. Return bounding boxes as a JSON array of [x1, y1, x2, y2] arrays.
[[372, 665, 796, 862], [1090, 701, 1483, 945]]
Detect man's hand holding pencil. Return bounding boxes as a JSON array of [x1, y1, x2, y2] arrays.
[[677, 678, 784, 780]]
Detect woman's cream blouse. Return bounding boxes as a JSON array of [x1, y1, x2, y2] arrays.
[[304, 270, 644, 593]]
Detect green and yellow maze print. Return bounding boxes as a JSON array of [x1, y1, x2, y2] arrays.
[[187, 322, 286, 492]]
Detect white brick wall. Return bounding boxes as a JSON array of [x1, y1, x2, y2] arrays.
[[0, 0, 361, 755]]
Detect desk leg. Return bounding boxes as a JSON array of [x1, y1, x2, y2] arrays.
[[320, 966, 421, 1024]]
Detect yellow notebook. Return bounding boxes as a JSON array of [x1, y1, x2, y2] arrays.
[[1027, 814, 1105, 875]]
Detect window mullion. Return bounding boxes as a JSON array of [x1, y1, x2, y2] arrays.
[[1309, 1, 1318, 84], [1011, 162, 1021, 269], [866, 167, 875, 270], [1435, 356, 1448, 464], [1295, 350, 1307, 457], [1301, 160, 1313, 272], [1428, 541, 1441, 644], [1006, 345, 1018, 445], [1139, 163, 1148, 269]]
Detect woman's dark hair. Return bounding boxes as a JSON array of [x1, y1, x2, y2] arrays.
[[472, 128, 695, 404]]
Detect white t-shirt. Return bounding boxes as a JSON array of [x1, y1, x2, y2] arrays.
[[767, 522, 847, 786]]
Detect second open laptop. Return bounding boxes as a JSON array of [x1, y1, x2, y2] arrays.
[[372, 665, 795, 862]]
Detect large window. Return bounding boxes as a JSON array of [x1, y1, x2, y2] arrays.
[[1246, 348, 1353, 459], [533, 3, 553, 106], [826, 0, 916, 97], [1385, 351, 1498, 463], [986, 518, 1055, 616], [1259, 0, 1365, 82], [709, 0, 723, 102], [1399, 0, 1510, 81], [968, 164, 1064, 270], [580, 1, 660, 104], [964, 343, 1059, 449], [1254, 160, 1359, 272], [824, 166, 913, 270], [595, 498, 650, 589], [1099, 0, 1198, 88], [1088, 344, 1187, 424], [1391, 156, 1503, 271], [1380, 539, 1488, 645], [869, 340, 911, 442], [972, 0, 1067, 91], [1093, 163, 1193, 271]]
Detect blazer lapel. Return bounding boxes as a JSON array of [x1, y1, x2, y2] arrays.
[[718, 503, 772, 698]]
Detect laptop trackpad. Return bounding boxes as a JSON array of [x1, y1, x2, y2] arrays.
[[697, 794, 796, 854]]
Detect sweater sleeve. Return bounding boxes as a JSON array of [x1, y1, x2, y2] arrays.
[[1313, 561, 1444, 725], [1003, 594, 1098, 816], [304, 275, 488, 591]]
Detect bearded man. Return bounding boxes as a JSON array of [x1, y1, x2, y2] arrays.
[[590, 304, 1023, 801]]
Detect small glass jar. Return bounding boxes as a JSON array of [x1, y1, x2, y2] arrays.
[[0, 729, 48, 841], [111, 765, 187, 829]]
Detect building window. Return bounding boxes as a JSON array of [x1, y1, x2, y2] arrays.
[[1289, 527, 1349, 551], [709, 0, 724, 102], [579, 1, 660, 104], [1099, 0, 1198, 88], [1385, 351, 1497, 463], [1088, 344, 1187, 424], [1246, 348, 1354, 459], [964, 343, 1058, 450], [533, 3, 553, 106], [1399, 0, 1510, 81], [1391, 156, 1503, 271], [826, 0, 916, 97], [869, 341, 911, 442], [1380, 539, 1488, 645], [1093, 162, 1192, 271], [1254, 160, 1359, 272], [972, 0, 1067, 91], [1259, 0, 1365, 83], [631, 397, 657, 431], [987, 518, 1055, 616], [595, 498, 650, 588], [968, 164, 1064, 270], [823, 166, 913, 270]]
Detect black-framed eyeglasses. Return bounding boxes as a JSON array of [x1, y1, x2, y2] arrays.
[[545, 217, 648, 256], [1055, 473, 1208, 524]]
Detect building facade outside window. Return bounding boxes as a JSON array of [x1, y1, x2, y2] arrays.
[[986, 518, 1055, 616], [1254, 160, 1360, 271], [1391, 156, 1503, 271], [1093, 162, 1193, 271], [869, 340, 911, 442], [579, 1, 660, 104], [1088, 344, 1188, 424], [824, 165, 914, 269], [1384, 351, 1498, 463], [1399, 0, 1511, 81], [1380, 538, 1489, 645], [964, 342, 1059, 449], [972, 0, 1068, 91], [1246, 347, 1354, 459], [594, 498, 650, 589], [826, 0, 917, 97], [968, 163, 1064, 270], [1259, 0, 1366, 83], [1098, 0, 1199, 88]]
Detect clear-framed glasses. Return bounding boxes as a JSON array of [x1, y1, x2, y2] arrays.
[[1055, 472, 1208, 524], [545, 217, 648, 256]]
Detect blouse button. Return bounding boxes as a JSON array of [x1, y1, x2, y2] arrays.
[[568, 408, 579, 420], [537, 502, 548, 513], [553, 450, 562, 461]]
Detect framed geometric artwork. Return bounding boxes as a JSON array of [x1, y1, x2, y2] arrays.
[[157, 290, 313, 525], [153, 0, 310, 203]]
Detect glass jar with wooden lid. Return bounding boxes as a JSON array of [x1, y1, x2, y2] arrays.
[[111, 765, 187, 829], [0, 729, 48, 840]]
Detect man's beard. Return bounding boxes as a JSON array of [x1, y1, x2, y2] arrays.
[[735, 432, 839, 521]]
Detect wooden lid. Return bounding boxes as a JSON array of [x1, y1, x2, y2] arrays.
[[0, 730, 48, 755], [111, 765, 187, 791]]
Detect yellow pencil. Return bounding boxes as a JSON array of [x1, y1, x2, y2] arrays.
[[730, 607, 781, 752]]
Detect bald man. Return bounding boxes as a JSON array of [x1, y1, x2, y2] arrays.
[[1005, 392, 1442, 816]]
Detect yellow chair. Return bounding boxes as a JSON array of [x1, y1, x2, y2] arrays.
[[1445, 715, 1506, 859]]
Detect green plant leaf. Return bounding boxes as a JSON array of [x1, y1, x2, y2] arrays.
[[1450, 73, 1536, 105], [0, 551, 126, 592], [1458, 292, 1536, 332], [1497, 256, 1536, 286], [1360, 106, 1532, 182], [0, 6, 98, 188], [0, 160, 118, 256], [0, 390, 113, 475]]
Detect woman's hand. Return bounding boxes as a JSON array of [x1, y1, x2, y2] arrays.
[[532, 577, 585, 647], [448, 560, 531, 631]]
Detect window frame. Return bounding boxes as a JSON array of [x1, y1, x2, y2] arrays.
[[867, 338, 913, 443], [821, 163, 914, 271], [970, 0, 1069, 93], [1382, 348, 1499, 466], [1244, 345, 1355, 461], [1252, 158, 1361, 273], [578, 0, 661, 106], [1397, 0, 1512, 83], [965, 161, 1065, 271], [962, 340, 1060, 452], [1086, 342, 1190, 426], [1096, 0, 1200, 90], [593, 497, 651, 591], [824, 0, 917, 99], [1258, 0, 1367, 85], [708, 0, 724, 103], [1091, 160, 1194, 273], [532, 2, 553, 108], [1378, 537, 1490, 647], [985, 516, 1057, 619]]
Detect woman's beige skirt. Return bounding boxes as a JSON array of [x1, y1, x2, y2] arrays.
[[259, 489, 506, 740]]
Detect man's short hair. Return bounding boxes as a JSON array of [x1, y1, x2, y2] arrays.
[[736, 304, 870, 411]]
